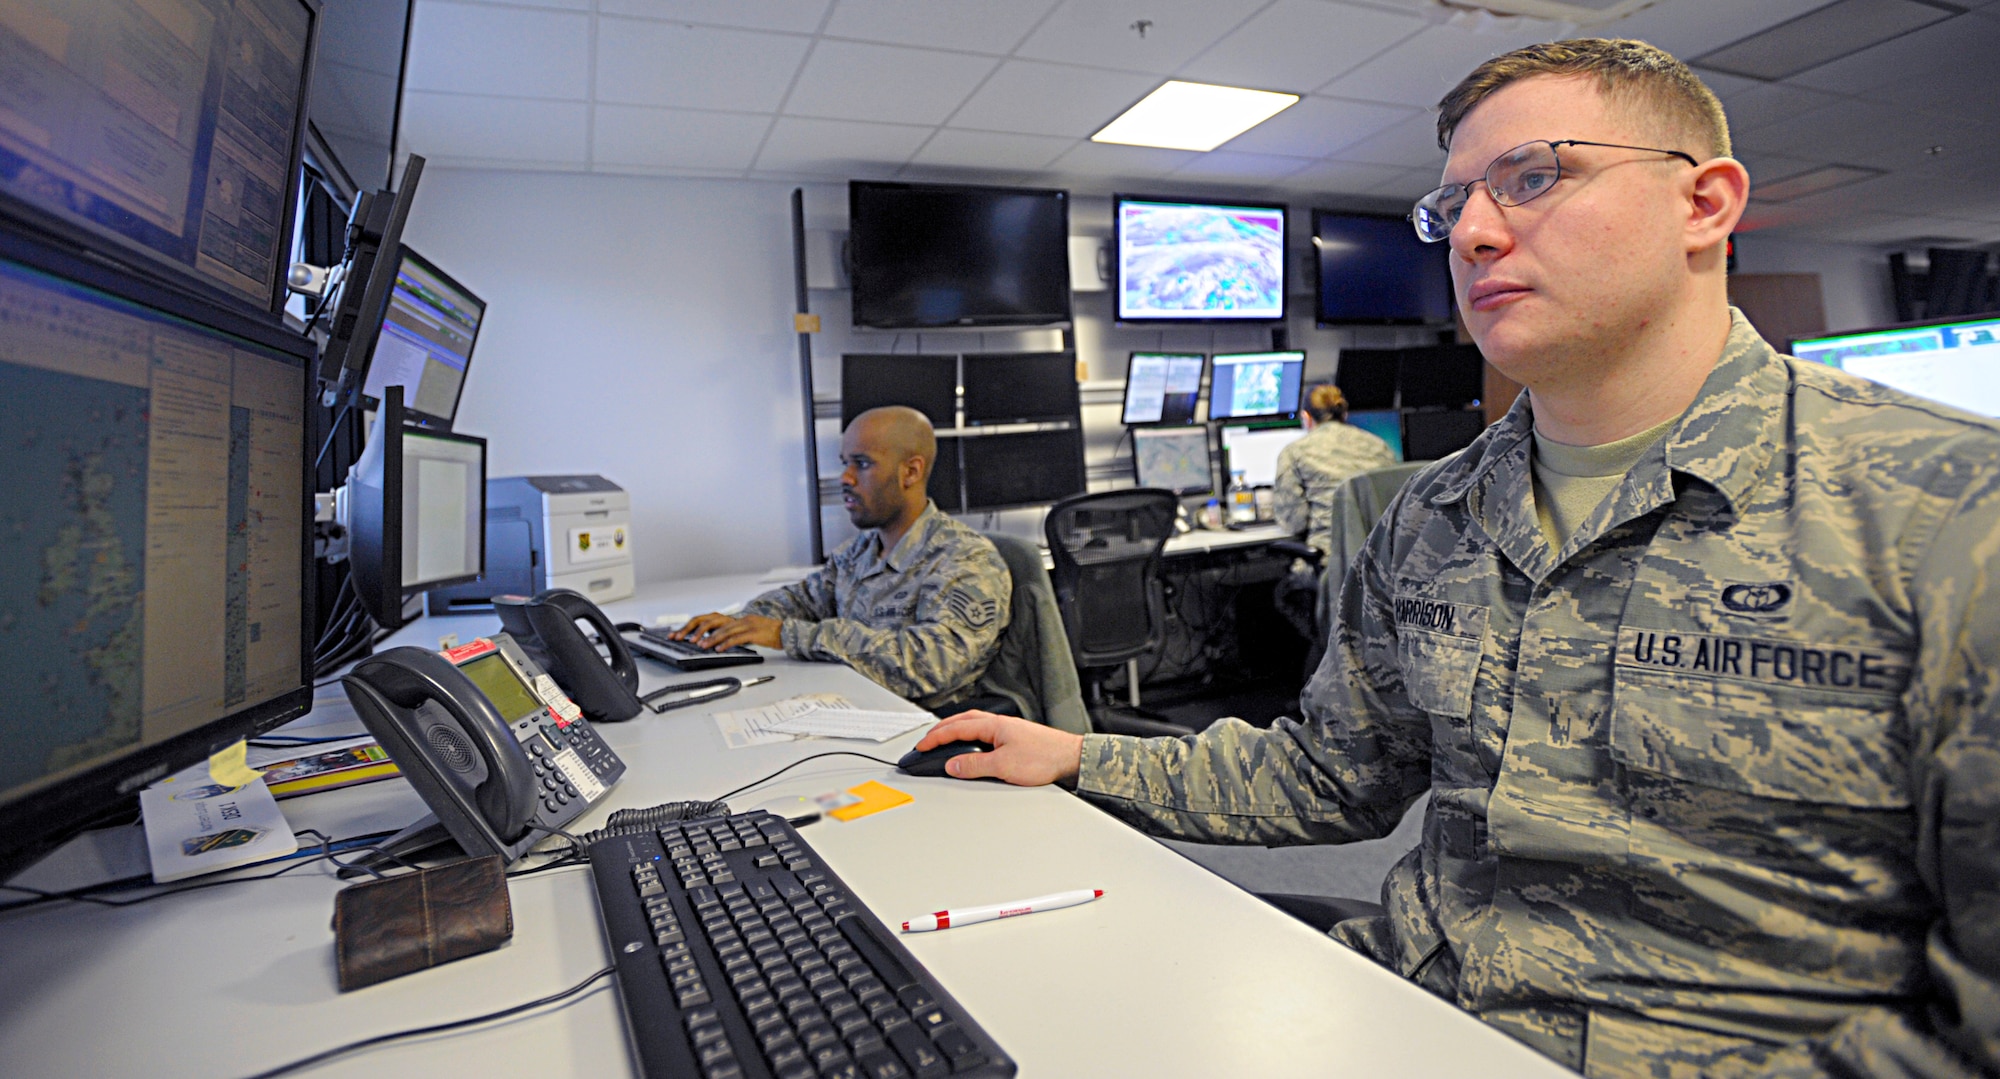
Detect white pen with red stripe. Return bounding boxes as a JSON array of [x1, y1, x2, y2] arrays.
[[900, 888, 1104, 933]]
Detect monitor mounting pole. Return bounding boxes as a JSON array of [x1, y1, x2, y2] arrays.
[[790, 189, 825, 565]]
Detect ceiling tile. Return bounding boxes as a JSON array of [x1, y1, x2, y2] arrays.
[[1014, 0, 1270, 75], [784, 40, 997, 125], [752, 116, 932, 176], [1217, 95, 1415, 158], [946, 60, 1158, 137], [1046, 141, 1200, 181], [1368, 164, 1444, 200], [1318, 21, 1560, 109], [1598, 0, 1832, 61], [1720, 82, 1848, 136], [908, 129, 1077, 170], [592, 105, 772, 170], [1329, 111, 1444, 169], [1735, 99, 1991, 175], [822, 0, 1060, 54], [1168, 150, 1316, 182], [405, 2, 590, 99], [595, 0, 831, 32], [595, 19, 811, 112], [399, 92, 589, 164], [1784, 8, 1998, 94], [1177, 1, 1425, 94], [1279, 158, 1411, 196]]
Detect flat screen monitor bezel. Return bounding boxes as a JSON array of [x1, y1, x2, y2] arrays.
[[1131, 425, 1215, 495], [1120, 351, 1208, 426], [0, 0, 320, 322], [1219, 420, 1306, 488], [1311, 208, 1454, 327], [848, 180, 1073, 330], [360, 245, 488, 430], [839, 353, 959, 429], [1112, 194, 1289, 325], [0, 226, 316, 883], [1402, 408, 1487, 461], [1208, 350, 1306, 421], [960, 429, 1088, 512], [962, 351, 1079, 427], [399, 426, 487, 593], [1397, 344, 1486, 411]]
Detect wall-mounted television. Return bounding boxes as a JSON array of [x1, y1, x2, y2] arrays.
[[1313, 209, 1452, 326], [848, 182, 1071, 329], [1114, 196, 1286, 322]]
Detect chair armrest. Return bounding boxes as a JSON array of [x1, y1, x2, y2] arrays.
[[1268, 539, 1323, 568], [1092, 711, 1199, 738]]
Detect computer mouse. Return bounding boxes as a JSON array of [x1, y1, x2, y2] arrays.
[[896, 740, 994, 778]]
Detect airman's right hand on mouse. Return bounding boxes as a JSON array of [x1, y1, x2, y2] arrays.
[[917, 712, 1084, 786]]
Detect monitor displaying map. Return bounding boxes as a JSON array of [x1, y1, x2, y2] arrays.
[[1115, 197, 1286, 322], [1133, 426, 1212, 495], [1793, 316, 2000, 418], [1209, 351, 1304, 420]]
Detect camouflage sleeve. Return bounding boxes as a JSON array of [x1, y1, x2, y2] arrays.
[[785, 544, 1011, 702], [743, 564, 838, 624], [1738, 446, 2000, 1078], [1075, 489, 1434, 845], [1272, 441, 1309, 537]]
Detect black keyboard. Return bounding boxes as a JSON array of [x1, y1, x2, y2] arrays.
[[587, 810, 1016, 1079], [624, 628, 765, 671]]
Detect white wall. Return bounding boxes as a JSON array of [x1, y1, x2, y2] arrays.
[[399, 169, 816, 581], [1732, 233, 1897, 334]]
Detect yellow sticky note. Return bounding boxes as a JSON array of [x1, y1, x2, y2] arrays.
[[207, 740, 264, 788], [828, 780, 911, 822]]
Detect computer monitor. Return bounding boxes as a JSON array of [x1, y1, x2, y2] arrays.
[[961, 430, 1087, 511], [1312, 209, 1453, 326], [348, 389, 486, 629], [1220, 423, 1306, 487], [316, 156, 426, 391], [1121, 352, 1207, 425], [1209, 351, 1305, 420], [1334, 348, 1400, 411], [0, 228, 313, 882], [962, 352, 1078, 426], [1402, 410, 1485, 460], [1114, 196, 1286, 322], [930, 435, 964, 513], [1132, 426, 1213, 495], [847, 182, 1071, 329], [0, 0, 318, 316], [360, 246, 486, 429], [840, 354, 956, 428], [1793, 315, 2000, 417], [1398, 344, 1486, 410], [1346, 410, 1405, 461]]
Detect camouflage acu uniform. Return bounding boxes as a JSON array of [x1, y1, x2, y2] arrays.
[[745, 502, 1011, 711], [1077, 311, 2000, 1077], [1272, 420, 1401, 557]]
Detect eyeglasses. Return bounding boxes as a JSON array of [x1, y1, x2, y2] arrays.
[[1408, 139, 1698, 243]]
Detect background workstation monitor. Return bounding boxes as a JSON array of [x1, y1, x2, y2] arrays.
[[1398, 345, 1486, 410], [1114, 196, 1287, 322], [1334, 348, 1401, 411], [1220, 423, 1306, 487], [839, 353, 958, 428], [960, 430, 1087, 511], [347, 392, 487, 629], [1346, 409, 1405, 461], [307, 0, 415, 191], [1121, 352, 1207, 425], [1793, 315, 2000, 417], [930, 436, 964, 513], [1312, 210, 1453, 325], [1209, 351, 1305, 420], [360, 246, 486, 429], [1132, 426, 1214, 495], [0, 0, 318, 317], [962, 352, 1079, 426], [847, 181, 1071, 329], [314, 155, 426, 389], [1402, 409, 1486, 460], [0, 228, 314, 883]]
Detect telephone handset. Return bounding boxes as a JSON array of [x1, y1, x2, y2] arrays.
[[341, 633, 628, 867], [495, 588, 644, 723]]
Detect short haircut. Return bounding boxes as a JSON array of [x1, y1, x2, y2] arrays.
[[1436, 38, 1730, 160], [1305, 384, 1348, 423]]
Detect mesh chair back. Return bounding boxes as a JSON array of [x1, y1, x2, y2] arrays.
[[1043, 489, 1179, 668]]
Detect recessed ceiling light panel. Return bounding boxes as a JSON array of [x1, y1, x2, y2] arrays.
[[1091, 81, 1301, 153]]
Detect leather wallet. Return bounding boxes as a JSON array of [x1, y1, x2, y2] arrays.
[[333, 855, 513, 991]]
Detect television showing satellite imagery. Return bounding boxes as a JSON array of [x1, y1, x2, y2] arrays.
[[1117, 199, 1286, 321]]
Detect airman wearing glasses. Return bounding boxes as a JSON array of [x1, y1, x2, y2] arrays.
[[919, 38, 2000, 1078]]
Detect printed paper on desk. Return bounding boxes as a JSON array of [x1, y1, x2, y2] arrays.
[[712, 701, 806, 750], [763, 694, 931, 741], [140, 764, 297, 882]]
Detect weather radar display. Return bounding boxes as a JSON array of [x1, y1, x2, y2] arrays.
[[1116, 199, 1286, 321]]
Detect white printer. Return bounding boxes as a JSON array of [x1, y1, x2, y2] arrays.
[[426, 474, 634, 613]]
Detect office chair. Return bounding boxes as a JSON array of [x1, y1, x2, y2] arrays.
[[973, 533, 1091, 734], [1043, 489, 1193, 737]]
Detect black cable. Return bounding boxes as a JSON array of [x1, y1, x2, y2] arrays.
[[708, 751, 899, 806], [247, 735, 363, 748], [0, 829, 399, 915], [235, 966, 616, 1079]]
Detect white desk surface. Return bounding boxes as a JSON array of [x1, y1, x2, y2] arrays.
[[1162, 522, 1294, 556], [0, 575, 1571, 1079]]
